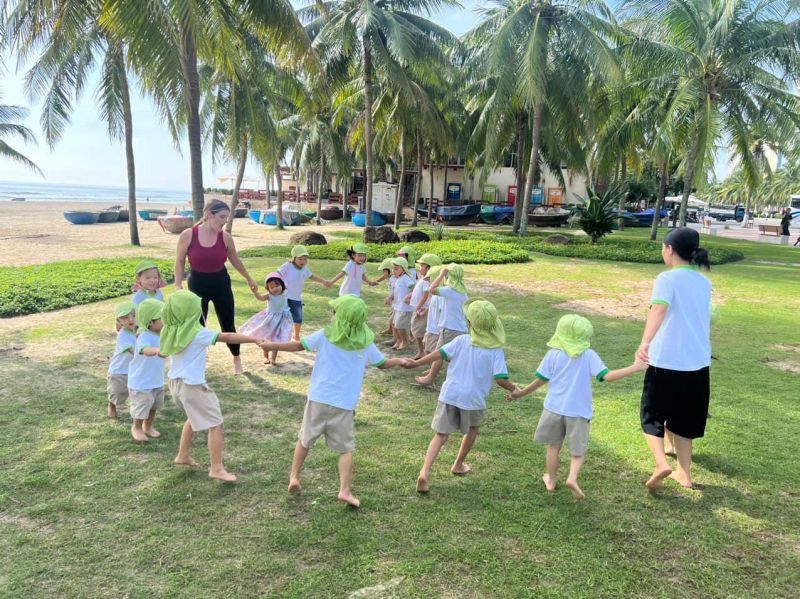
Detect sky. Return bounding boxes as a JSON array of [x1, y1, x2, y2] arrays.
[[0, 1, 730, 191]]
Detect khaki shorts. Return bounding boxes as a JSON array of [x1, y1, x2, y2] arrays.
[[534, 408, 590, 456], [298, 400, 355, 454], [107, 374, 129, 407], [169, 378, 223, 432], [424, 332, 440, 354], [129, 387, 166, 420], [431, 401, 485, 435], [393, 310, 413, 331], [436, 328, 466, 349], [410, 312, 427, 339]]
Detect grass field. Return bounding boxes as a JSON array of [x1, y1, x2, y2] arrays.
[[0, 230, 798, 597]]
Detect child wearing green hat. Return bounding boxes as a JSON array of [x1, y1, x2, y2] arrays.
[[128, 299, 166, 443], [396, 246, 417, 280], [374, 258, 396, 337], [327, 243, 379, 297], [414, 264, 468, 385], [161, 290, 263, 483], [404, 299, 516, 493], [506, 314, 645, 500], [407, 253, 442, 359], [278, 245, 333, 341], [389, 257, 416, 350], [259, 295, 404, 507], [131, 260, 165, 305], [107, 301, 137, 419]]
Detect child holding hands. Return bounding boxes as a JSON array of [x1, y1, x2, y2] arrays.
[[507, 314, 645, 500], [327, 243, 379, 297], [277, 245, 332, 340], [239, 272, 293, 365], [407, 253, 442, 359], [128, 299, 166, 442], [260, 295, 403, 507], [131, 260, 166, 305], [107, 301, 137, 419]]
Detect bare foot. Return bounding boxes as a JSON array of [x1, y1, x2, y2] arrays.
[[411, 353, 424, 360], [209, 469, 237, 483], [131, 427, 148, 443], [396, 343, 408, 351], [668, 471, 693, 488], [566, 479, 586, 500], [107, 403, 118, 419], [415, 375, 434, 385], [645, 465, 673, 493], [416, 477, 430, 494], [263, 357, 271, 365], [233, 357, 244, 375], [451, 464, 471, 476], [337, 491, 360, 507], [390, 345, 400, 350], [288, 478, 301, 493], [542, 474, 556, 492], [174, 456, 199, 467], [144, 427, 160, 439]]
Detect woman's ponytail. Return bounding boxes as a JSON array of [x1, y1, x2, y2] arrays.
[[663, 227, 711, 270], [690, 247, 710, 270]]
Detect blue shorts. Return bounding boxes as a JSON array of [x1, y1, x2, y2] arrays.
[[287, 299, 303, 324]]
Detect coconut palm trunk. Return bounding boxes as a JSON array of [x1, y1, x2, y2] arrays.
[[180, 29, 204, 221], [226, 138, 247, 233], [316, 147, 324, 225], [679, 142, 698, 227], [275, 163, 284, 230], [442, 162, 448, 205], [394, 132, 406, 230], [428, 152, 434, 221], [412, 127, 422, 227], [513, 110, 526, 233], [117, 48, 140, 246], [362, 34, 375, 228], [650, 159, 669, 241], [520, 101, 543, 236], [618, 157, 627, 231]]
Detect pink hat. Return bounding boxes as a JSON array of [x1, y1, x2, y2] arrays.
[[266, 271, 283, 282]]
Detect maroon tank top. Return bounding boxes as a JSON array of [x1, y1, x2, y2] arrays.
[[187, 226, 228, 273]]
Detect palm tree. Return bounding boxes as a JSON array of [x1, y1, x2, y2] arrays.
[[6, 0, 142, 244], [0, 100, 41, 173], [99, 0, 313, 221], [302, 0, 458, 227], [624, 0, 800, 227]]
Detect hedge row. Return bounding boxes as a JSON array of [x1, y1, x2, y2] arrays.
[[240, 239, 531, 265], [0, 259, 174, 317]]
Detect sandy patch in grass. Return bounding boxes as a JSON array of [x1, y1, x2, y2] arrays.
[[348, 576, 405, 598], [773, 344, 800, 354], [760, 357, 800, 374], [553, 298, 648, 321], [0, 514, 55, 535]]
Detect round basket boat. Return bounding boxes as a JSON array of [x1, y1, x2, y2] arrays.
[[157, 215, 194, 234], [97, 210, 120, 223], [64, 211, 100, 225]]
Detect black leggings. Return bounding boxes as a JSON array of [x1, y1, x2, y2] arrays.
[[188, 268, 239, 356]]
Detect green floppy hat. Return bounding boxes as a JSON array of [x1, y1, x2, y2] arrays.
[[396, 245, 416, 263], [115, 300, 136, 319], [417, 253, 442, 267], [325, 295, 375, 351], [160, 290, 203, 356], [135, 259, 159, 275], [136, 298, 164, 333], [547, 314, 593, 358], [378, 257, 393, 272], [390, 256, 411, 276], [464, 299, 505, 349], [351, 242, 369, 254], [445, 263, 467, 295], [291, 245, 310, 258]]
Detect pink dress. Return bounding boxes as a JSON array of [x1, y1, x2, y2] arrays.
[[239, 292, 293, 342]]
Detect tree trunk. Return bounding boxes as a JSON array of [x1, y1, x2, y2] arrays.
[[428, 152, 434, 222], [679, 141, 698, 227], [394, 132, 406, 230], [743, 188, 753, 228], [442, 162, 449, 205], [180, 29, 204, 221], [520, 102, 543, 236], [513, 110, 526, 233], [412, 127, 422, 227], [225, 137, 247, 234], [275, 163, 284, 230], [362, 34, 374, 227], [316, 148, 324, 225], [618, 156, 627, 231], [650, 159, 669, 241], [265, 172, 271, 209], [117, 49, 139, 246]]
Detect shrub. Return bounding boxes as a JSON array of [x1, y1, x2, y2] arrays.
[[0, 258, 174, 317], [578, 187, 620, 243], [240, 240, 530, 265]]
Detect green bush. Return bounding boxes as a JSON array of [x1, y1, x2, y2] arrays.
[[0, 258, 174, 317], [240, 240, 530, 265]]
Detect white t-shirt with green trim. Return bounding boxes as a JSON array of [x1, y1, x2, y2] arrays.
[[535, 348, 608, 420], [108, 328, 137, 375], [167, 328, 220, 385], [433, 286, 468, 332], [277, 262, 312, 301], [410, 278, 429, 310], [339, 261, 365, 297], [648, 267, 712, 371], [426, 294, 443, 335], [438, 335, 508, 410], [301, 329, 385, 411], [392, 273, 415, 313], [128, 330, 165, 391]]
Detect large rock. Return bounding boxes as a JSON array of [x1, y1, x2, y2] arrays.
[[401, 229, 430, 243], [542, 234, 572, 245], [289, 231, 327, 246], [363, 226, 400, 244]]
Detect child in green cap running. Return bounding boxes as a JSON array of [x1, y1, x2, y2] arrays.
[[259, 295, 404, 507], [327, 243, 379, 297], [277, 245, 333, 341], [131, 260, 165, 305], [107, 301, 137, 420], [506, 314, 646, 500]]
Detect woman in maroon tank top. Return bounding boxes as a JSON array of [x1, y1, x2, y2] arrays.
[[175, 199, 259, 374]]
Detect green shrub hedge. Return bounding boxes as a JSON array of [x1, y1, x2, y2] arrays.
[[0, 258, 174, 317], [240, 240, 531, 265]]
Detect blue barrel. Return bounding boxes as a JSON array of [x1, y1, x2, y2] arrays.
[[446, 183, 462, 202]]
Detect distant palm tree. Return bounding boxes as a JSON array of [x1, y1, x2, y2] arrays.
[[0, 101, 41, 174]]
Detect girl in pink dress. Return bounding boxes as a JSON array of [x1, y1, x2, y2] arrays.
[[239, 272, 293, 365]]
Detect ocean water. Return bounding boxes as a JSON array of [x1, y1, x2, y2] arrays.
[[0, 181, 189, 204]]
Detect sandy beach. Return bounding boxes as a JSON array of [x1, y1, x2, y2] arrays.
[[0, 200, 352, 267]]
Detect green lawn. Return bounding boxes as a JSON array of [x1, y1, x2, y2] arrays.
[[0, 233, 798, 597]]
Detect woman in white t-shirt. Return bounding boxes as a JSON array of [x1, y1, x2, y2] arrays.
[[636, 227, 712, 492], [327, 243, 379, 297]]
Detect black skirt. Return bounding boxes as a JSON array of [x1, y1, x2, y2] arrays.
[[640, 365, 710, 439]]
